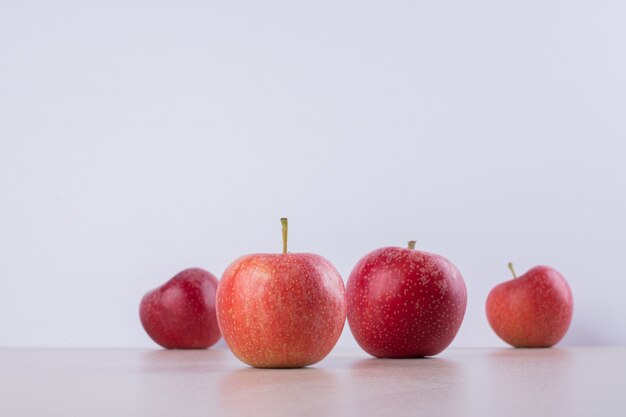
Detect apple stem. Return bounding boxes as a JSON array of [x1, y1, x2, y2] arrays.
[[281, 218, 288, 254], [508, 262, 517, 278], [407, 240, 416, 250]]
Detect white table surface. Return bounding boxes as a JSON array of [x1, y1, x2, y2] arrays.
[[1, 346, 624, 417]]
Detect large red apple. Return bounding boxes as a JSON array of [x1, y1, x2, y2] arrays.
[[216, 218, 346, 368], [346, 241, 467, 358], [486, 263, 573, 347], [140, 268, 221, 349]]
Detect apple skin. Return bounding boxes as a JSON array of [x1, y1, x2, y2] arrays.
[[216, 253, 346, 368], [139, 268, 221, 349], [346, 246, 467, 358], [486, 265, 573, 348]]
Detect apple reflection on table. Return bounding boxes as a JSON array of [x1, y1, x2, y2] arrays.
[[217, 367, 339, 417]]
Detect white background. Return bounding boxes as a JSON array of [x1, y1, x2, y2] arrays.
[[1, 0, 625, 349]]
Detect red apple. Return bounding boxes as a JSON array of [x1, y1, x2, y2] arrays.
[[140, 268, 221, 349], [346, 241, 467, 358], [216, 218, 346, 368], [486, 263, 573, 347]]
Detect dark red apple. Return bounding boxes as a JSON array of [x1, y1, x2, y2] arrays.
[[346, 241, 467, 358], [216, 218, 346, 368], [486, 263, 573, 347], [140, 268, 221, 349]]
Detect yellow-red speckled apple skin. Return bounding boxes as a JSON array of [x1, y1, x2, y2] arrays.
[[486, 265, 573, 348], [216, 253, 346, 368]]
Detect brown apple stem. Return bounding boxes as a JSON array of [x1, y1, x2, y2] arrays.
[[407, 240, 416, 250], [508, 262, 517, 278], [281, 218, 288, 254]]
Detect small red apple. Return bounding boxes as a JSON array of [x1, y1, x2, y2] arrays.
[[140, 268, 221, 349], [346, 241, 467, 358], [486, 263, 573, 347], [216, 218, 346, 368]]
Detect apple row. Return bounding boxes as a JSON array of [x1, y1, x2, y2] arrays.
[[139, 218, 573, 368]]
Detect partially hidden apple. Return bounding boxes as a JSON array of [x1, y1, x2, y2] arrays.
[[216, 218, 346, 368], [346, 241, 467, 358], [140, 268, 221, 349], [486, 263, 573, 347]]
